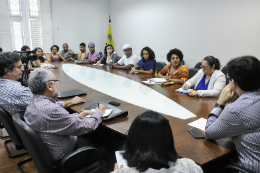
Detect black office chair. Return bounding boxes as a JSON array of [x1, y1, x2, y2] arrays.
[[73, 53, 78, 60], [0, 121, 9, 138], [180, 60, 185, 65], [220, 164, 255, 173], [0, 107, 31, 173], [13, 113, 104, 173], [221, 66, 229, 85], [194, 62, 202, 69], [188, 68, 198, 79], [99, 52, 103, 59], [156, 61, 166, 74]]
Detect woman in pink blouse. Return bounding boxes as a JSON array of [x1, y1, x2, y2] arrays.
[[84, 42, 100, 63]]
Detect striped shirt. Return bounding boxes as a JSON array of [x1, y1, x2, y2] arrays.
[[205, 90, 260, 172], [24, 95, 103, 161], [0, 78, 32, 115], [0, 78, 65, 115]]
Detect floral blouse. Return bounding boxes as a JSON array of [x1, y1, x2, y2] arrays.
[[160, 64, 189, 80]]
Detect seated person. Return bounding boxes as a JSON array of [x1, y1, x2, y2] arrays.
[[182, 56, 226, 97], [83, 42, 100, 63], [113, 111, 203, 173], [158, 48, 188, 84], [205, 56, 260, 172], [131, 46, 156, 75], [110, 44, 139, 70], [97, 44, 119, 65], [25, 68, 115, 171], [77, 43, 88, 61], [0, 52, 85, 115], [59, 43, 74, 60], [34, 47, 50, 65], [47, 45, 67, 62]]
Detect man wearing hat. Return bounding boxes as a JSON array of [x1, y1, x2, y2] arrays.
[[111, 44, 139, 70]]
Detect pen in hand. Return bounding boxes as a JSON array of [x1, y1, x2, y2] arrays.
[[98, 102, 99, 108]]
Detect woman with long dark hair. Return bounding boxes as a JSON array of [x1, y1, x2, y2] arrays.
[[113, 111, 203, 173], [97, 44, 120, 65]]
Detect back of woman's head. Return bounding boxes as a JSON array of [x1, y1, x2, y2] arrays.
[[203, 56, 221, 70], [123, 111, 178, 172]]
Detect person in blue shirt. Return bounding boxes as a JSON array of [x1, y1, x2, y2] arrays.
[[131, 46, 156, 75]]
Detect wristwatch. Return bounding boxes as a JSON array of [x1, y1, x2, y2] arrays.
[[214, 103, 225, 109]]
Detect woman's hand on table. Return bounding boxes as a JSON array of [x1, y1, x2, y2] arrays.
[[188, 90, 198, 97]]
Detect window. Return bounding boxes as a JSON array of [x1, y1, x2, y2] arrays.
[[29, 0, 39, 17], [12, 21, 24, 51], [9, 0, 21, 16], [8, 0, 42, 50], [30, 20, 42, 48]]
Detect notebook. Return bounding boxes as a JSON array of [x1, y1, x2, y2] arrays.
[[75, 60, 92, 64], [82, 102, 128, 123], [57, 89, 87, 99]]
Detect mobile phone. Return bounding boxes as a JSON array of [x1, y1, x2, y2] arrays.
[[188, 128, 205, 139], [109, 101, 121, 106]]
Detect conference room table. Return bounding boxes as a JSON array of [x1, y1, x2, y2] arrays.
[[51, 61, 234, 166]]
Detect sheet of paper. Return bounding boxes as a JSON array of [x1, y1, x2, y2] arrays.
[[85, 109, 113, 118], [142, 81, 156, 84], [115, 151, 129, 168], [150, 78, 167, 83], [188, 118, 207, 131], [176, 88, 193, 94], [93, 64, 104, 66], [130, 71, 139, 74]]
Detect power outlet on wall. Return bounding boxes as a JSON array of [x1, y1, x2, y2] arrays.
[[54, 27, 59, 31]]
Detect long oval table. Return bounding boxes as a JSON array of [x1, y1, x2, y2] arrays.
[[51, 61, 234, 166]]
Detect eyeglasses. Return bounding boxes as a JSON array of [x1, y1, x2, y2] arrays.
[[200, 65, 210, 70], [48, 80, 60, 84]]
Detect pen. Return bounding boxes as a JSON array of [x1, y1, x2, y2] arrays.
[[98, 102, 99, 107]]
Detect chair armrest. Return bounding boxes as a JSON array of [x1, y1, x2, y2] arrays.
[[60, 146, 103, 173], [220, 164, 255, 173]]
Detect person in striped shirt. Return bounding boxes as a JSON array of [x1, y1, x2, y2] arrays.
[[205, 56, 260, 172]]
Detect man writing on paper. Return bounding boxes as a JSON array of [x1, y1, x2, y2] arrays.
[[110, 44, 139, 70], [205, 56, 260, 172], [24, 68, 115, 171]]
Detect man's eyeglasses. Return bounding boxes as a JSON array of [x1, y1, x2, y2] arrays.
[[200, 65, 210, 70], [48, 80, 60, 84]]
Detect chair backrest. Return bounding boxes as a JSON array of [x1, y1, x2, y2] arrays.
[[221, 66, 229, 85], [188, 68, 198, 79], [194, 62, 202, 69], [0, 107, 23, 145], [12, 113, 54, 173], [180, 60, 185, 65], [73, 53, 78, 60], [156, 61, 166, 73]]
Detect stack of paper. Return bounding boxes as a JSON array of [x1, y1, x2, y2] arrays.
[[176, 88, 193, 94], [142, 78, 166, 84], [85, 109, 113, 118], [93, 64, 104, 66], [188, 118, 207, 131]]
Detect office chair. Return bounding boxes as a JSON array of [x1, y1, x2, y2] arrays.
[[194, 62, 202, 69], [188, 68, 198, 79], [0, 107, 31, 173], [156, 61, 166, 74], [13, 113, 104, 173], [221, 66, 229, 85]]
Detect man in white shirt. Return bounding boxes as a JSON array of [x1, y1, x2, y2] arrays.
[[110, 44, 139, 70]]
